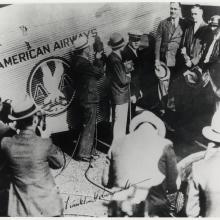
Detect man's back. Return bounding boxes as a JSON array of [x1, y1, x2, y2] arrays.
[[1, 129, 64, 216], [187, 150, 220, 217]]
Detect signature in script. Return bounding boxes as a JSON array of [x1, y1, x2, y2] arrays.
[[64, 179, 150, 209]]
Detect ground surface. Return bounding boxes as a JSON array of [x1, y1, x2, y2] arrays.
[[52, 111, 211, 217]]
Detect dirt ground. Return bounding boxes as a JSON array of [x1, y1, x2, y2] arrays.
[[52, 110, 211, 217]]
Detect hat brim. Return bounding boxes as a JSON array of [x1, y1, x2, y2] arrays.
[[110, 42, 125, 50], [74, 42, 89, 51], [202, 126, 220, 143], [129, 111, 166, 138], [155, 62, 170, 81], [8, 108, 39, 121]]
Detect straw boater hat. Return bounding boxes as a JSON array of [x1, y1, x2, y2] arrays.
[[8, 95, 39, 121], [129, 110, 166, 138], [202, 108, 220, 143], [74, 36, 89, 51], [128, 30, 142, 41], [155, 61, 170, 81], [108, 32, 125, 50]]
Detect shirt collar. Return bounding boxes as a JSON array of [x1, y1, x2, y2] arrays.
[[113, 51, 122, 60], [128, 44, 137, 57], [19, 128, 36, 136]]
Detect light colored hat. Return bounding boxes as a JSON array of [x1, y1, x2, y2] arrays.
[[183, 66, 209, 88], [155, 61, 170, 81], [108, 32, 125, 50], [128, 30, 142, 41], [129, 110, 166, 138], [209, 15, 220, 27], [74, 36, 89, 51], [202, 108, 220, 142], [8, 95, 39, 121]]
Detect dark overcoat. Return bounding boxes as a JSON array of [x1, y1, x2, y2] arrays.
[[106, 52, 131, 105], [1, 129, 64, 217]]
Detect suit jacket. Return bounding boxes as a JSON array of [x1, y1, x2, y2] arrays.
[[106, 52, 131, 105], [186, 148, 220, 217], [1, 129, 64, 217], [72, 55, 103, 104], [102, 125, 177, 192], [182, 21, 208, 66], [155, 17, 187, 67], [121, 44, 142, 98]]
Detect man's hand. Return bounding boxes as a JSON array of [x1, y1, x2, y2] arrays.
[[181, 47, 187, 55], [127, 72, 131, 78], [155, 59, 161, 70], [95, 51, 102, 59], [186, 59, 192, 68], [186, 73, 198, 84], [130, 95, 137, 104], [202, 71, 210, 87]]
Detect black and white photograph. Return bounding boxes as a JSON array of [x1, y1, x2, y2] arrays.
[[0, 0, 220, 217]]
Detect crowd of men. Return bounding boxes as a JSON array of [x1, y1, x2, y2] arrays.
[[0, 2, 220, 217]]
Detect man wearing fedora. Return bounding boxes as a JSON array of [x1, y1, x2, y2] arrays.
[[186, 108, 220, 217], [0, 95, 64, 216], [102, 110, 179, 217], [121, 30, 143, 119], [71, 36, 104, 162], [106, 32, 131, 142]]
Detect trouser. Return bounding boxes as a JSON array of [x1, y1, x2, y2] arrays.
[[75, 103, 97, 158], [112, 103, 129, 143], [173, 77, 214, 124]]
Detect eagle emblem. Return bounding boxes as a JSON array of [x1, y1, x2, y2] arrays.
[[27, 57, 75, 116]]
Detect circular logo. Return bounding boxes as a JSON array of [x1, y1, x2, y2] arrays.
[[27, 56, 75, 116]]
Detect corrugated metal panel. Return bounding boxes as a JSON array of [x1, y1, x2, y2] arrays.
[[0, 3, 169, 133]]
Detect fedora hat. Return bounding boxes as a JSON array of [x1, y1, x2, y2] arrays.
[[202, 109, 220, 142], [183, 66, 209, 88], [128, 30, 142, 42], [108, 32, 125, 50], [155, 61, 170, 81], [129, 110, 166, 138], [74, 36, 89, 51], [8, 95, 39, 121]]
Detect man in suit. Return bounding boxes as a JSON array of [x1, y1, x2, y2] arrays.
[[102, 110, 178, 217], [174, 5, 211, 125], [121, 30, 143, 118], [186, 108, 220, 217], [198, 15, 220, 110], [0, 95, 64, 216], [72, 36, 104, 162], [155, 2, 187, 122], [106, 32, 131, 142]]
